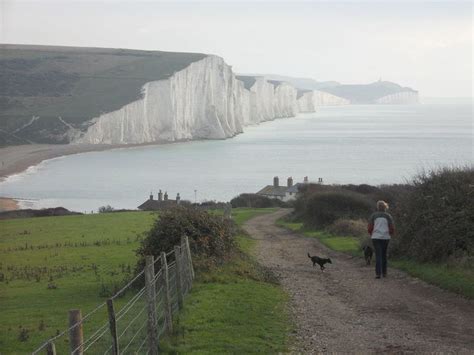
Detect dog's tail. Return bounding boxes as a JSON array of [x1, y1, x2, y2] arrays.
[[307, 253, 311, 258]]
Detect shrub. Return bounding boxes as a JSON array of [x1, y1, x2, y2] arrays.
[[98, 205, 114, 213], [326, 218, 367, 238], [136, 207, 236, 272], [295, 190, 373, 228], [230, 193, 287, 208], [391, 167, 474, 263]]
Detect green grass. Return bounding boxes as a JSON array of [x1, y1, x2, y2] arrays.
[[160, 207, 291, 353], [0, 207, 288, 353], [276, 220, 359, 255], [160, 257, 290, 353], [391, 259, 474, 299], [0, 211, 156, 353], [277, 218, 474, 299]]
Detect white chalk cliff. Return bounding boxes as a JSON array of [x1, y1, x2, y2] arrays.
[[76, 56, 246, 144], [76, 55, 412, 145], [75, 56, 314, 144]]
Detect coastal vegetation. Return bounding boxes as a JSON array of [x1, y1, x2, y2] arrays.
[[282, 167, 474, 298], [230, 193, 288, 208], [0, 207, 289, 353], [158, 207, 290, 353]]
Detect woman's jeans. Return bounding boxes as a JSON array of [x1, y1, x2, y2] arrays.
[[372, 239, 390, 277]]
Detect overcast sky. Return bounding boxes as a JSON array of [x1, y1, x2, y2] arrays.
[[1, 0, 472, 97]]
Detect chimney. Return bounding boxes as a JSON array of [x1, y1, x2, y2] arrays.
[[304, 176, 309, 183], [273, 176, 279, 187], [164, 192, 168, 201], [176, 193, 181, 204], [149, 192, 153, 200], [158, 190, 163, 201], [287, 177, 293, 187]]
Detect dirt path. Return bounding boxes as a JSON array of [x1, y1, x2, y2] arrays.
[[243, 209, 474, 354]]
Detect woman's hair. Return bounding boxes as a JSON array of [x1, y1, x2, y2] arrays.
[[377, 200, 389, 211]]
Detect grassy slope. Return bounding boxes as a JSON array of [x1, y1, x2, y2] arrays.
[[0, 211, 156, 353], [0, 208, 289, 353], [159, 207, 291, 353], [277, 220, 474, 299]]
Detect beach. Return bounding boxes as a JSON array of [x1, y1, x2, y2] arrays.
[[0, 143, 138, 211]]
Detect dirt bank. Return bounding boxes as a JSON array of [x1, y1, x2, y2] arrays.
[[244, 209, 474, 353]]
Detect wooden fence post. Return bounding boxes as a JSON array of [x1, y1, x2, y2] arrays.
[[174, 246, 184, 309], [68, 309, 83, 355], [45, 342, 56, 355], [106, 298, 119, 355], [183, 236, 194, 281], [145, 256, 159, 355], [160, 252, 173, 334], [180, 237, 190, 290]]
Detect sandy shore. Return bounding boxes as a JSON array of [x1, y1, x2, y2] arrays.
[[0, 197, 19, 211], [0, 143, 150, 211], [0, 142, 173, 181]]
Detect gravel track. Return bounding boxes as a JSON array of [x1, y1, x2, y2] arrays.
[[243, 209, 474, 354]]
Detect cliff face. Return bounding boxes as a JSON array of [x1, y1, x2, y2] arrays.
[[77, 56, 245, 144], [272, 82, 298, 118], [297, 91, 317, 112], [76, 58, 309, 144], [375, 92, 419, 104], [318, 81, 418, 104], [313, 91, 351, 106]]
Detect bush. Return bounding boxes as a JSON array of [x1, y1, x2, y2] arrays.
[[98, 205, 114, 213], [136, 207, 236, 272], [326, 218, 367, 238], [295, 190, 373, 228], [391, 167, 474, 263], [230, 194, 287, 208]]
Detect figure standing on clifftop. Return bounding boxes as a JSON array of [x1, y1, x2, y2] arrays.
[[368, 200, 395, 279]]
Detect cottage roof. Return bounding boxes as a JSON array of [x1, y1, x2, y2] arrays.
[[287, 183, 305, 193], [137, 199, 177, 210], [256, 185, 289, 197]]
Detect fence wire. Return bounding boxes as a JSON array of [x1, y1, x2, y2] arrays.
[[32, 238, 194, 354]]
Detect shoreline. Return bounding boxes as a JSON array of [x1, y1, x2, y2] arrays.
[[0, 142, 172, 211], [0, 197, 19, 211], [0, 141, 186, 182]]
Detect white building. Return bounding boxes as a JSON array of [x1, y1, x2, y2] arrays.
[[256, 176, 309, 202]]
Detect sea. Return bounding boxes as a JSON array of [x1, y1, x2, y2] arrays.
[[0, 102, 472, 212]]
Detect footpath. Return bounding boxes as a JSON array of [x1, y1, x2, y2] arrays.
[[243, 209, 474, 353]]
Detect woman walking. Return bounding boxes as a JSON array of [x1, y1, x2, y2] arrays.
[[368, 200, 394, 279]]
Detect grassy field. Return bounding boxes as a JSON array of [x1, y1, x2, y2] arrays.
[[277, 219, 474, 299], [0, 211, 156, 353], [0, 207, 289, 353], [159, 207, 291, 353]]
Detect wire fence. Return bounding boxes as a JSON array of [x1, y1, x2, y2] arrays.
[[32, 236, 195, 355]]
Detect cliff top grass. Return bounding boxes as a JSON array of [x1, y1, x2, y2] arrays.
[[0, 44, 207, 144]]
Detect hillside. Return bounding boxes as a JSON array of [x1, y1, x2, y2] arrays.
[[246, 73, 340, 91], [318, 80, 419, 104], [0, 44, 207, 145]]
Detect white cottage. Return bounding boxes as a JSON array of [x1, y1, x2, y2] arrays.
[[256, 176, 309, 202]]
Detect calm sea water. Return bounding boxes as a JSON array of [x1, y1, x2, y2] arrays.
[[0, 103, 472, 212]]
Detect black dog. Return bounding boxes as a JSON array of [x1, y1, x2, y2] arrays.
[[363, 246, 373, 265], [307, 253, 332, 271]]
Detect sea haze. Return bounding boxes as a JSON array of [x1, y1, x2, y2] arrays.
[[0, 103, 472, 212]]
